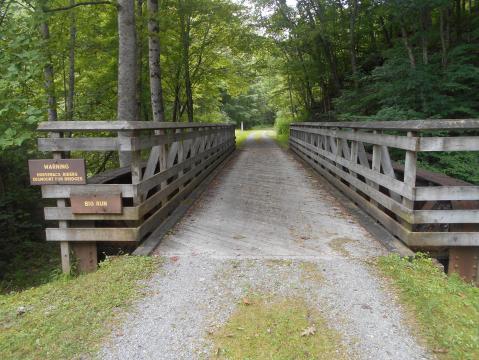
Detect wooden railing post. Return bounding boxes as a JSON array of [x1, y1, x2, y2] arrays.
[[402, 131, 417, 230]]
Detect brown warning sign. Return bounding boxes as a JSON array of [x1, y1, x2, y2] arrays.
[[70, 194, 122, 214], [29, 159, 86, 185]]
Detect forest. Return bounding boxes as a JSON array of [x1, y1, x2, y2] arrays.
[[0, 0, 478, 289]]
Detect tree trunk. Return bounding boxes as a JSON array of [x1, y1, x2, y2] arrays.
[[147, 0, 165, 123], [456, 0, 462, 40], [171, 64, 182, 122], [39, 21, 58, 122], [348, 0, 358, 87], [117, 0, 138, 166], [440, 8, 448, 68], [66, 0, 76, 122], [401, 25, 416, 69], [136, 0, 143, 121], [179, 0, 193, 123], [420, 7, 430, 65], [379, 16, 392, 48]]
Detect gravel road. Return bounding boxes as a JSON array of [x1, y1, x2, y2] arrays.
[[101, 134, 431, 360]]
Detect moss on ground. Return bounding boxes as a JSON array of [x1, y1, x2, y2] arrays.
[[0, 255, 159, 360], [378, 254, 479, 359], [211, 295, 346, 359]]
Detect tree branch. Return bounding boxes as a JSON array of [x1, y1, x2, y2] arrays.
[[43, 1, 114, 13]]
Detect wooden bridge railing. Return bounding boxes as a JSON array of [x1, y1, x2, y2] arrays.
[[290, 119, 479, 283], [36, 121, 235, 272]]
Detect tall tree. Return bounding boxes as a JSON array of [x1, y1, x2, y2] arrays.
[[117, 0, 138, 166], [147, 0, 165, 123], [179, 0, 193, 122]]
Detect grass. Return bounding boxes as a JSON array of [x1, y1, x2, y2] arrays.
[[268, 131, 289, 149], [0, 255, 159, 360], [211, 295, 347, 359], [234, 129, 254, 148], [378, 254, 479, 359], [1, 241, 61, 294]]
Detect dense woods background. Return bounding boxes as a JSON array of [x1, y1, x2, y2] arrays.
[[0, 0, 478, 289]]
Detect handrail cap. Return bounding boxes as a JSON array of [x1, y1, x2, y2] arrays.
[[291, 119, 479, 131], [37, 121, 235, 132]]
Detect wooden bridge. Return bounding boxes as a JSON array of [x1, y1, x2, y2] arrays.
[[34, 119, 479, 284]]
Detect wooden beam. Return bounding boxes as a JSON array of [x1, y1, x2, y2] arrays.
[[292, 119, 479, 131], [38, 137, 118, 151]]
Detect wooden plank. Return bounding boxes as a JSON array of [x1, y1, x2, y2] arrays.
[[127, 128, 222, 151], [290, 138, 413, 220], [137, 142, 227, 195], [41, 184, 135, 198], [418, 136, 479, 152], [72, 242, 97, 273], [402, 132, 417, 230], [291, 137, 414, 199], [415, 186, 479, 201], [46, 227, 138, 242], [413, 210, 479, 224], [38, 137, 118, 151], [291, 119, 479, 131], [138, 146, 228, 217], [38, 121, 234, 132], [380, 146, 402, 202], [408, 232, 479, 247], [371, 137, 381, 193], [290, 126, 418, 150], [44, 206, 140, 221]]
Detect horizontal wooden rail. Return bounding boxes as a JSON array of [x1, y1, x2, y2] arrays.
[[37, 120, 233, 132], [295, 119, 479, 131], [290, 119, 479, 252]]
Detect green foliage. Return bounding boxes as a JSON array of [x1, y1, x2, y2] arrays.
[[0, 255, 159, 360], [378, 254, 479, 359], [222, 80, 275, 129]]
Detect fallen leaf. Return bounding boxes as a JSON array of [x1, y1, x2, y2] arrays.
[[301, 325, 316, 337], [433, 348, 449, 354], [170, 256, 179, 262], [242, 298, 252, 306]]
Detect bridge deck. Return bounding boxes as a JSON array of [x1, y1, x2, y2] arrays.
[[102, 133, 430, 359], [155, 132, 384, 258]]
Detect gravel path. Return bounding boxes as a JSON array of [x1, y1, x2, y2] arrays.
[[101, 134, 431, 360]]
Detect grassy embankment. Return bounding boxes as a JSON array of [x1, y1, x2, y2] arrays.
[[0, 255, 159, 360], [379, 254, 479, 359]]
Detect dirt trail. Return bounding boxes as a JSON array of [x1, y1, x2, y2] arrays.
[[101, 134, 430, 360]]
